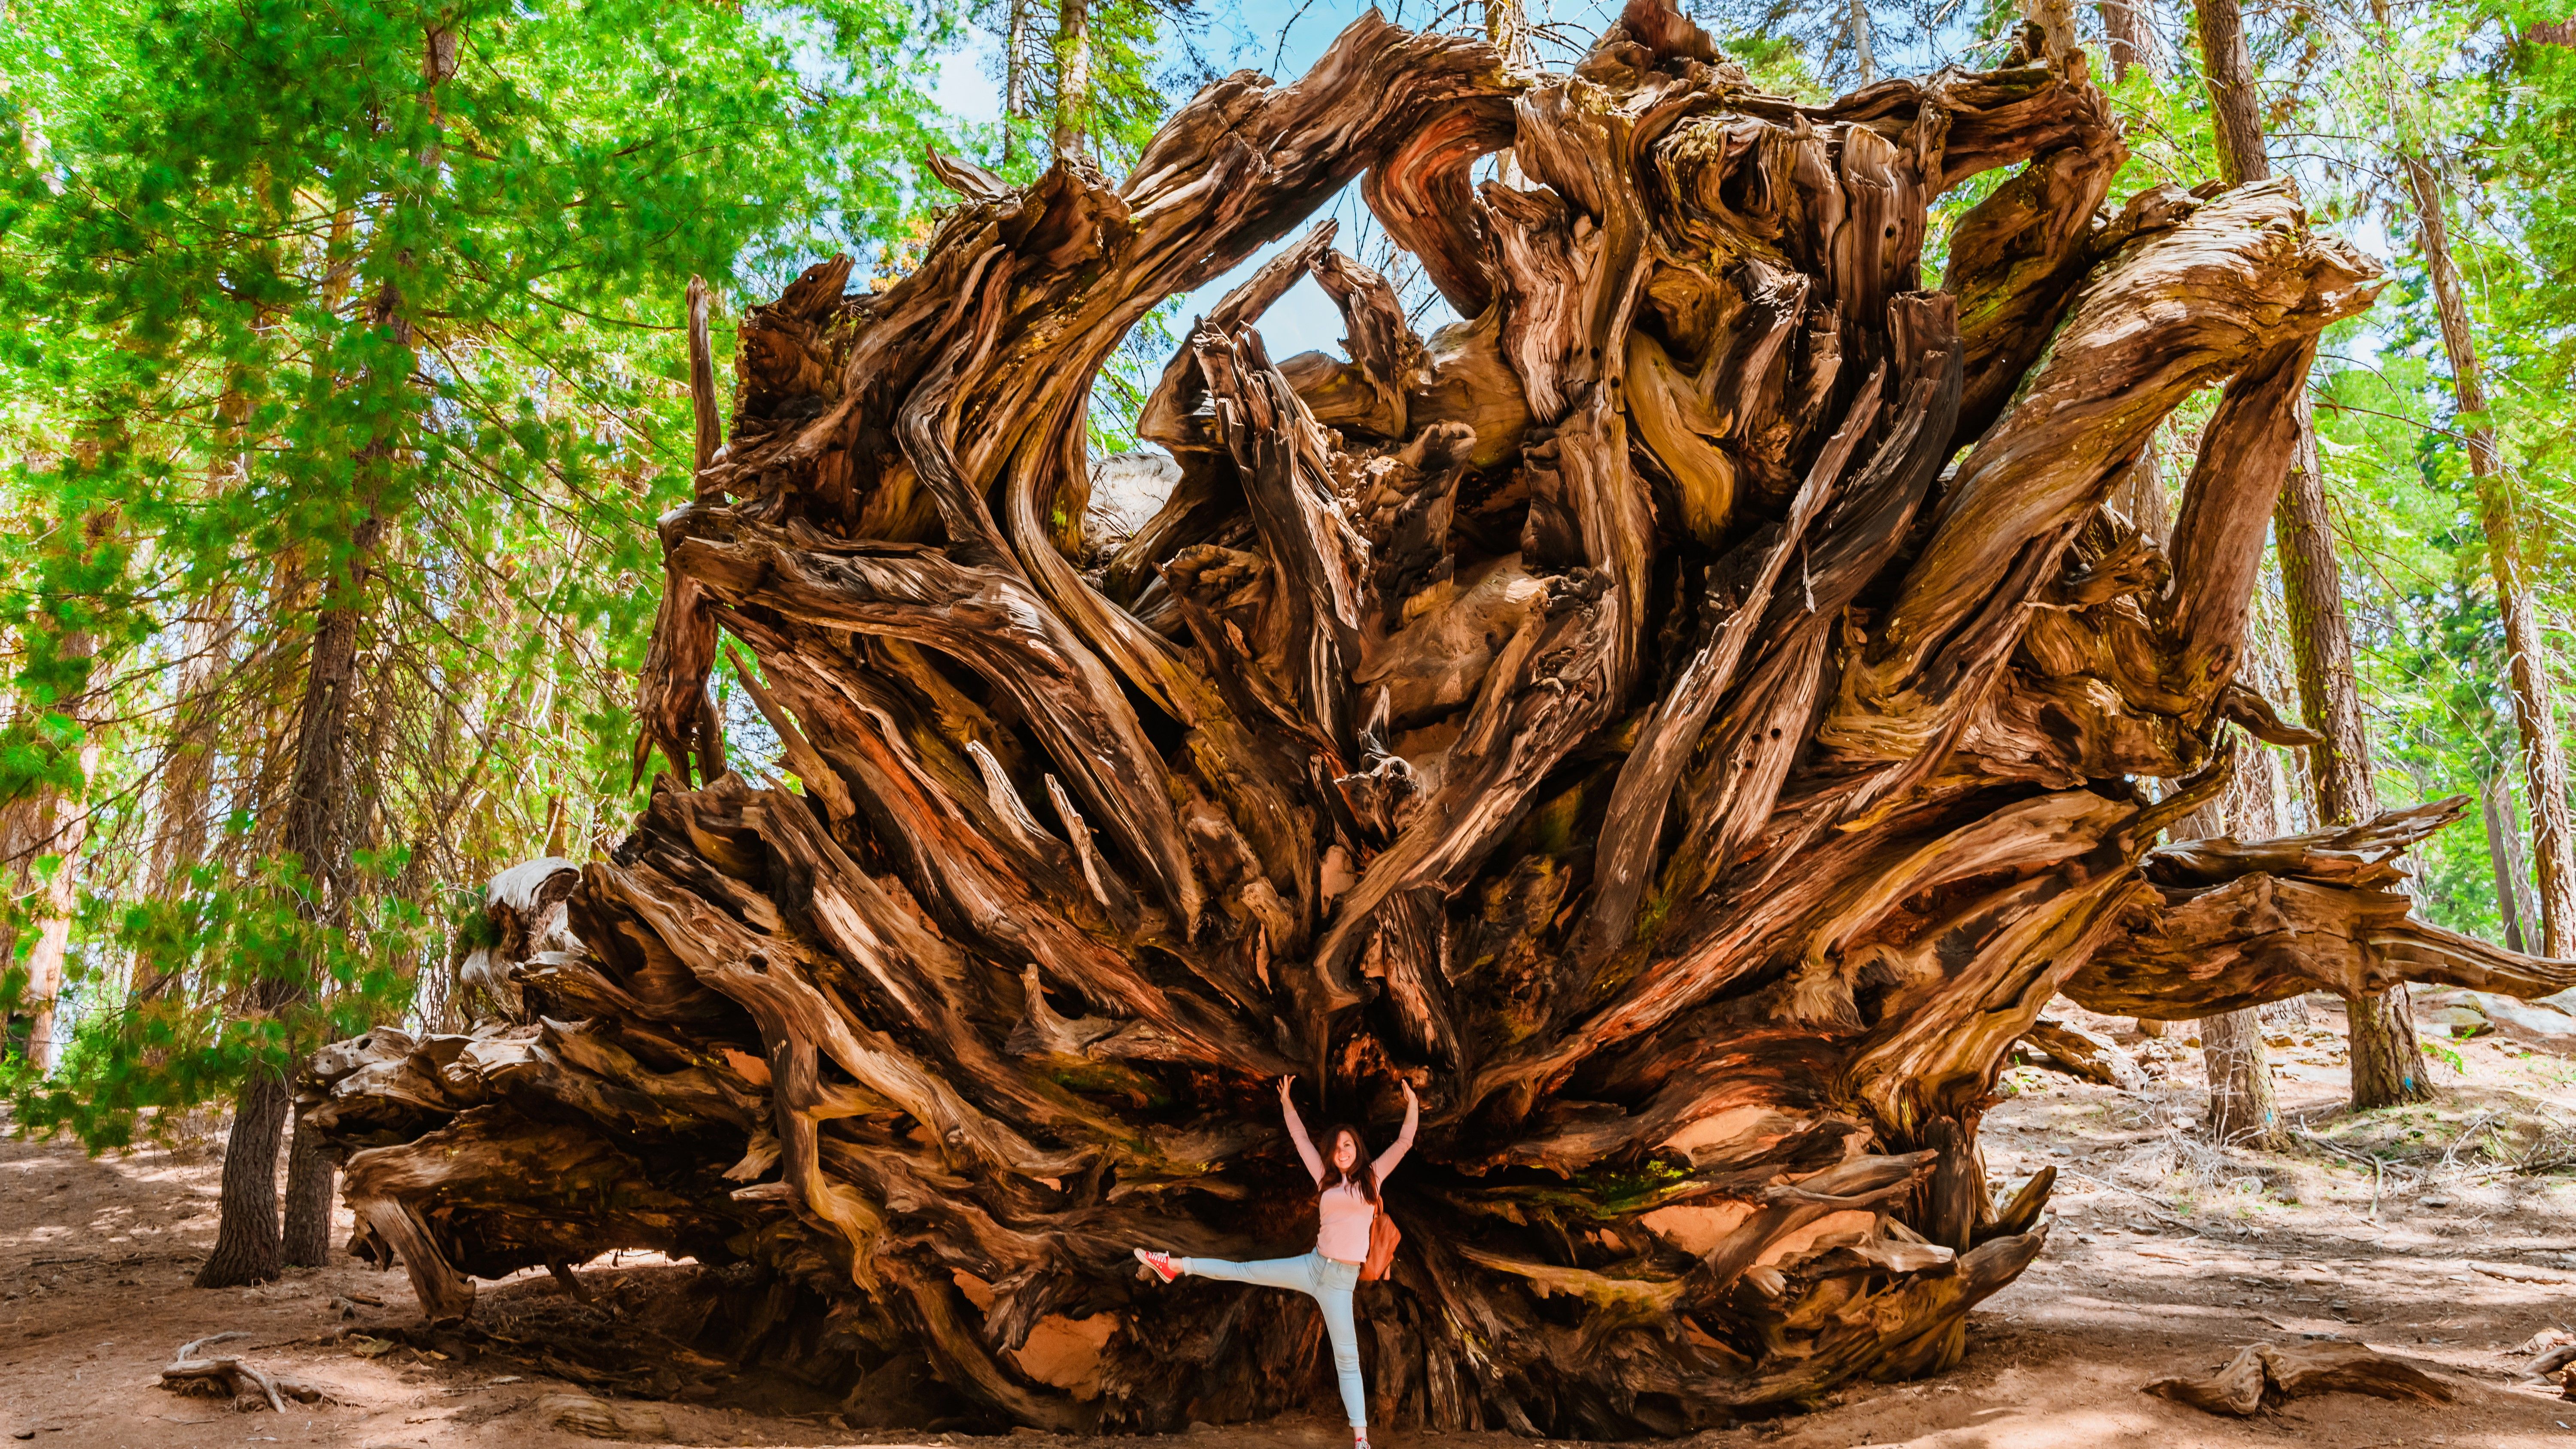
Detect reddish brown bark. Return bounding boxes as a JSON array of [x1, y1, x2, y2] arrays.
[[295, 7, 2544, 1432]]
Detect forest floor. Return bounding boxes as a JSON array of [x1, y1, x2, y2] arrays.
[[10, 991, 2576, 1447]]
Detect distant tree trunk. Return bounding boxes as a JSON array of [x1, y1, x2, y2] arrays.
[[2398, 152, 2576, 959], [2120, 438, 2170, 1040], [281, 1116, 337, 1267], [2023, 0, 2078, 70], [15, 504, 117, 1074], [2098, 0, 2154, 80], [2202, 1005, 2281, 1144], [1848, 0, 1876, 82], [16, 633, 102, 1074], [2484, 768, 2533, 953], [2194, 0, 2268, 191], [132, 560, 240, 1007], [20, 739, 94, 1075], [2276, 424, 2424, 1103], [1484, 0, 1530, 68], [2193, 0, 2423, 1109], [2182, 784, 2282, 1144], [1050, 0, 1091, 161], [150, 605, 231, 890], [1002, 0, 1030, 165]]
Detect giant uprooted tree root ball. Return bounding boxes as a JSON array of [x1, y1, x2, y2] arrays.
[[303, 1, 2576, 1434]]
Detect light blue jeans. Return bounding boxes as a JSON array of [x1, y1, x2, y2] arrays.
[[1182, 1251, 1366, 1426]]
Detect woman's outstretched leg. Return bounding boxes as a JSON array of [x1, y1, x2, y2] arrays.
[[1171, 1253, 1318, 1291]]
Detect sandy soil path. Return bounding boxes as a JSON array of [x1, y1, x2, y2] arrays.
[[7, 992, 2576, 1447]]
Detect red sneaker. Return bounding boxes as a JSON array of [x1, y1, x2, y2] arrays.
[[1133, 1248, 1181, 1283]]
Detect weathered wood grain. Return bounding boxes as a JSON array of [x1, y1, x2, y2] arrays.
[[303, 2, 2554, 1434]]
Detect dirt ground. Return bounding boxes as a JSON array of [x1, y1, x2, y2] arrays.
[[10, 991, 2576, 1448]]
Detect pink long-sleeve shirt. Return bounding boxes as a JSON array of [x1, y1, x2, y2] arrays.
[[1284, 1093, 1419, 1263]]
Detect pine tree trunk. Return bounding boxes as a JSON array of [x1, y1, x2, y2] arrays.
[[1002, 0, 1030, 165], [2098, 0, 2153, 80], [2181, 784, 2283, 1146], [2272, 426, 2372, 829], [2022, 0, 2076, 70], [2276, 422, 2425, 1104], [1484, 0, 1530, 69], [2201, 1006, 2280, 1146], [15, 507, 115, 1073], [2398, 152, 2576, 959], [194, 1068, 292, 1287], [197, 271, 402, 1286], [196, 537, 378, 1285], [2484, 769, 2531, 953], [2118, 436, 2169, 1045], [282, 1115, 337, 1267], [246, 27, 455, 1277], [2194, 0, 2269, 191], [1050, 0, 1091, 162], [18, 736, 93, 1075], [2193, 0, 2424, 1111], [298, 7, 2576, 1428]]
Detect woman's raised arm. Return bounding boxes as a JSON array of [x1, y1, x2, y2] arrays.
[[1278, 1076, 1323, 1183], [1373, 1081, 1420, 1181]]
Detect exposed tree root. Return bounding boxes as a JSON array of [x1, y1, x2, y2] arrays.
[[291, 0, 2568, 1433]]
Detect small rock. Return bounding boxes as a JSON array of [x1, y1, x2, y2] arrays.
[[2425, 1005, 2487, 1037], [2422, 1196, 2451, 1209], [2513, 1327, 2574, 1358]]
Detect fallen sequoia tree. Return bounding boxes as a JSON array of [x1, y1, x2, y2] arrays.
[[303, 1, 2576, 1434]]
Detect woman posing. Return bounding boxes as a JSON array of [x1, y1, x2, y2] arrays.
[[1135, 1075, 1419, 1447]]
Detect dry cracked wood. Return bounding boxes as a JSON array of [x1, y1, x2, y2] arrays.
[[2145, 1340, 2454, 1416], [2069, 795, 2576, 1018], [157, 1334, 329, 1413], [296, 0, 2543, 1434]]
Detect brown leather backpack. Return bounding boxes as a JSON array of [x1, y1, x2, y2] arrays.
[[1361, 1206, 1400, 1282]]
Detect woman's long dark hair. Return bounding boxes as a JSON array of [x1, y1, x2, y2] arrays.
[[1317, 1123, 1379, 1204]]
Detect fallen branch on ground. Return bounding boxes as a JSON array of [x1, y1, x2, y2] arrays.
[[2018, 1019, 2145, 1089], [156, 1333, 329, 1413], [2145, 1340, 2453, 1416]]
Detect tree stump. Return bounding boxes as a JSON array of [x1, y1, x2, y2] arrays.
[[302, 0, 2576, 1433]]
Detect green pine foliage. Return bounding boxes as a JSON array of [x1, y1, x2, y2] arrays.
[[0, 0, 955, 1145]]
